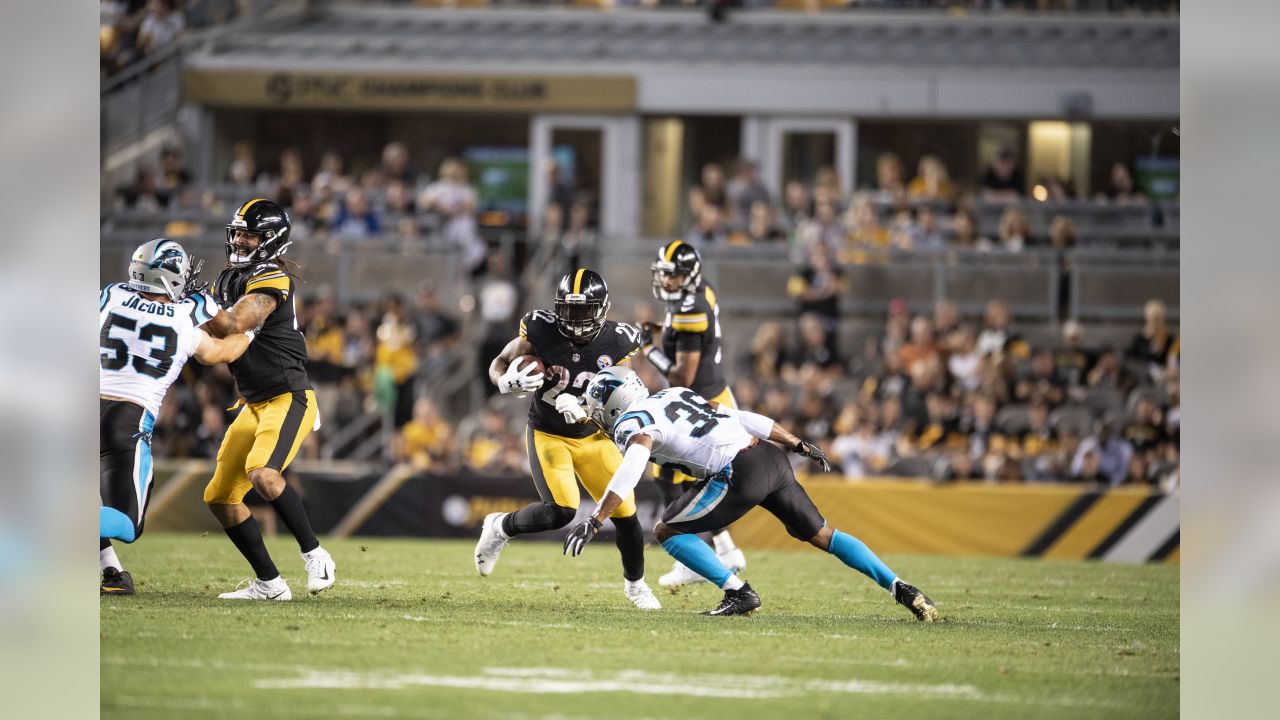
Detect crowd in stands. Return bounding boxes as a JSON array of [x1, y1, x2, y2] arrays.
[[101, 0, 244, 77]]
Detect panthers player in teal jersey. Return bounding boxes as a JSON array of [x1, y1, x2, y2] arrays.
[[565, 367, 939, 621], [642, 240, 746, 587]]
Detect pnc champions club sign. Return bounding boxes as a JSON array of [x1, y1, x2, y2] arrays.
[[184, 70, 636, 112]]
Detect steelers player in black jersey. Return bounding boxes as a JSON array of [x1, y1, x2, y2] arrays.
[[641, 240, 748, 587], [200, 198, 335, 601], [475, 269, 661, 610]]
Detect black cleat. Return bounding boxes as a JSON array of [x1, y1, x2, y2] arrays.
[[101, 568, 135, 596], [702, 582, 761, 616], [893, 580, 938, 622]]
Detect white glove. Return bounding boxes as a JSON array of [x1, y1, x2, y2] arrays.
[[498, 358, 544, 395], [555, 392, 587, 424]]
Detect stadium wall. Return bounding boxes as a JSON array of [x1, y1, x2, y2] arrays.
[[144, 460, 1177, 564]]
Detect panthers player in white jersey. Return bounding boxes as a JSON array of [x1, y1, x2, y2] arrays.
[[99, 238, 256, 595], [564, 367, 939, 620]]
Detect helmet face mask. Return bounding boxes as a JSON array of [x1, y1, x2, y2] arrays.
[[555, 269, 610, 345], [651, 241, 701, 301], [226, 198, 292, 268], [128, 238, 202, 302], [584, 367, 650, 435]]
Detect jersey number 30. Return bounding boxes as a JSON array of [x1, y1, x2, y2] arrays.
[[100, 312, 177, 379]]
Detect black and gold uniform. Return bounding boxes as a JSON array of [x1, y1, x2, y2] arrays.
[[520, 307, 641, 515], [660, 279, 731, 406], [204, 204, 318, 507]]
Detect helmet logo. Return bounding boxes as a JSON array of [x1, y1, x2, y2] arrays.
[[590, 377, 624, 405]]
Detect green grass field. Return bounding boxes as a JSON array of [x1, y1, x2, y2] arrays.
[[101, 534, 1178, 720]]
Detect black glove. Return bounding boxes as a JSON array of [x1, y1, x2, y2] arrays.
[[639, 321, 660, 348], [183, 257, 210, 298], [793, 440, 832, 472], [563, 517, 602, 557]]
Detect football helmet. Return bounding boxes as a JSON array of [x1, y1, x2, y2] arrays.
[[127, 238, 205, 302], [651, 240, 702, 302], [554, 268, 610, 344], [225, 198, 292, 268], [584, 366, 651, 435]]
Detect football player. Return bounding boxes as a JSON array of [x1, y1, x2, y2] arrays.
[[100, 239, 256, 595], [641, 240, 746, 587], [199, 199, 335, 601], [567, 367, 939, 621], [475, 269, 661, 610]]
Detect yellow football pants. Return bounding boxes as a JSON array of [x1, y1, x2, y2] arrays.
[[204, 389, 319, 505], [525, 427, 637, 518]]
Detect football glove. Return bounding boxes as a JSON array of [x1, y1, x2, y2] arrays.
[[554, 392, 587, 424], [793, 440, 832, 472], [498, 358, 544, 395], [639, 321, 662, 348], [182, 257, 210, 298], [563, 517, 602, 557]]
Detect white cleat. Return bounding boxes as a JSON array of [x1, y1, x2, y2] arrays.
[[303, 547, 336, 594], [474, 512, 510, 577], [624, 578, 662, 610], [218, 576, 292, 601], [718, 548, 747, 574], [658, 561, 708, 588]]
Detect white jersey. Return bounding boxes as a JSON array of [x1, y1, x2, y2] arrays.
[[99, 283, 219, 416], [611, 387, 753, 479]]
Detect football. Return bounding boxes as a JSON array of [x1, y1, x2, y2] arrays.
[[514, 354, 546, 379]]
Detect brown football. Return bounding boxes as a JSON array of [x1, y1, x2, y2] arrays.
[[514, 354, 545, 378]]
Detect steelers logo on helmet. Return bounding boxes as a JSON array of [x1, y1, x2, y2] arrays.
[[225, 198, 293, 268], [554, 268, 611, 345], [651, 240, 702, 302]]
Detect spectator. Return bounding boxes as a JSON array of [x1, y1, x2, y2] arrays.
[[1127, 299, 1176, 379], [313, 150, 352, 195], [932, 299, 962, 350], [843, 196, 889, 248], [1047, 214, 1077, 250], [685, 202, 727, 247], [744, 200, 785, 243], [787, 239, 844, 326], [394, 397, 453, 471], [419, 159, 485, 275], [1087, 348, 1129, 391], [227, 141, 256, 185], [375, 295, 420, 428], [412, 285, 459, 373], [1072, 419, 1134, 485], [1055, 319, 1093, 388], [907, 155, 954, 203], [333, 188, 381, 240], [832, 408, 892, 479], [1123, 393, 1168, 460], [381, 142, 417, 187], [696, 162, 728, 213], [996, 206, 1032, 252], [898, 316, 938, 377], [746, 322, 787, 383], [726, 159, 771, 225], [1019, 398, 1059, 474], [1015, 348, 1068, 407], [910, 206, 947, 251], [980, 149, 1026, 202], [1096, 161, 1146, 205], [946, 326, 982, 392], [977, 299, 1016, 357], [874, 152, 907, 200], [781, 180, 812, 228], [797, 198, 843, 252], [157, 145, 191, 198], [116, 165, 163, 210], [384, 180, 416, 216], [949, 207, 992, 249], [136, 0, 184, 56], [785, 313, 842, 385]]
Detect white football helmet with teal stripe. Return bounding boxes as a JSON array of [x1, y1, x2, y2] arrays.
[[584, 366, 650, 434], [127, 238, 205, 302]]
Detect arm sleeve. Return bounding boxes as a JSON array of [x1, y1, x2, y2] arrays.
[[601, 442, 652, 503], [718, 406, 775, 441], [187, 327, 209, 357], [189, 292, 221, 326], [674, 330, 702, 353]]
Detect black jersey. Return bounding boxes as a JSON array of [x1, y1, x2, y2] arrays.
[[213, 261, 311, 403], [661, 281, 727, 399], [520, 309, 641, 439]]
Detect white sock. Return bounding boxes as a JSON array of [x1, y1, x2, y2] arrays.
[[712, 531, 738, 555], [100, 545, 122, 573], [890, 577, 902, 595], [721, 574, 745, 591]]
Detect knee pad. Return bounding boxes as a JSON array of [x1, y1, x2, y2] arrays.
[[546, 503, 578, 529]]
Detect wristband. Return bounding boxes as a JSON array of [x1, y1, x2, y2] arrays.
[[645, 346, 673, 375], [244, 329, 256, 341]]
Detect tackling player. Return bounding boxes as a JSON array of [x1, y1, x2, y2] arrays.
[[566, 367, 939, 620], [200, 199, 335, 601], [100, 239, 256, 595], [474, 269, 661, 610], [642, 240, 746, 587]]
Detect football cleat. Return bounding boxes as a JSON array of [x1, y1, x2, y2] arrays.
[[718, 548, 747, 573], [623, 579, 662, 610], [218, 576, 292, 601], [893, 580, 939, 622], [702, 582, 761, 616], [302, 547, 336, 594], [658, 560, 708, 588], [100, 568, 135, 596], [474, 512, 511, 577]]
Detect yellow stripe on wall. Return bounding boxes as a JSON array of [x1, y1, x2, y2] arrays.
[[1041, 488, 1150, 560]]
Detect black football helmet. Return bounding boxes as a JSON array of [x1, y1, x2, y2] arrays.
[[651, 240, 702, 302], [225, 198, 292, 268], [555, 268, 611, 345]]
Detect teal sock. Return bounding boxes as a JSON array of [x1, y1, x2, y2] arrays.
[[100, 507, 136, 543], [828, 529, 895, 590], [661, 534, 734, 587]]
